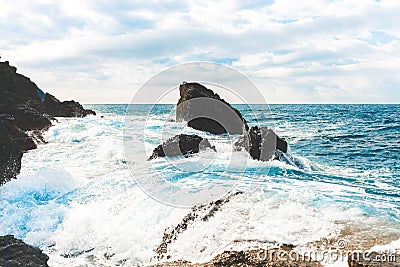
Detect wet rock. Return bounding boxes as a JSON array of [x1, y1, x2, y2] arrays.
[[0, 123, 23, 185], [0, 235, 49, 267], [0, 59, 96, 184], [176, 82, 248, 135], [149, 134, 216, 160], [235, 126, 288, 161], [43, 93, 96, 117], [0, 115, 37, 152], [155, 192, 243, 261], [13, 104, 52, 131]]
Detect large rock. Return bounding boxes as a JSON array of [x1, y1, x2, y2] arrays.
[[0, 115, 37, 152], [13, 104, 52, 131], [43, 93, 96, 117], [0, 123, 23, 185], [176, 82, 248, 134], [149, 134, 216, 160], [235, 126, 288, 161], [0, 235, 49, 267], [0, 59, 96, 183]]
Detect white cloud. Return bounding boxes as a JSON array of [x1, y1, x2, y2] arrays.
[[0, 0, 399, 103]]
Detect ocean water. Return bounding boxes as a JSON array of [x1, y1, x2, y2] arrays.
[[0, 104, 399, 266]]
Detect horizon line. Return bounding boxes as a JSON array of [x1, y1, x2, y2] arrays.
[[82, 102, 400, 105]]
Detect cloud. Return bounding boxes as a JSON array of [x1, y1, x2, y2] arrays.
[[0, 0, 399, 103]]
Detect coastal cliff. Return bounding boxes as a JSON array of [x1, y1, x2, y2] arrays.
[[0, 60, 95, 184]]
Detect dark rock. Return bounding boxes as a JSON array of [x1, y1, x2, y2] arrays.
[[43, 93, 96, 117], [235, 126, 288, 161], [0, 59, 96, 184], [176, 82, 248, 135], [0, 115, 37, 152], [155, 192, 242, 261], [0, 123, 22, 185], [149, 134, 216, 160], [0, 235, 49, 267], [13, 104, 52, 131]]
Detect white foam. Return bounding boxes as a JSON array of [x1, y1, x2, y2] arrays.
[[163, 190, 369, 263], [371, 238, 400, 252], [0, 110, 398, 266]]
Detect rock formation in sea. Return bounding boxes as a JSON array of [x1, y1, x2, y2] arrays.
[[0, 235, 49, 267], [234, 126, 288, 161], [149, 134, 216, 160], [43, 93, 96, 117], [176, 82, 248, 134], [0, 59, 96, 184], [175, 81, 288, 162]]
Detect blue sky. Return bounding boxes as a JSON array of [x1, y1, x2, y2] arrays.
[[1, 0, 399, 103]]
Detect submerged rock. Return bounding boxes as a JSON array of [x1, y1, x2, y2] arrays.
[[149, 134, 216, 160], [176, 82, 248, 135], [234, 126, 288, 161], [0, 235, 49, 267]]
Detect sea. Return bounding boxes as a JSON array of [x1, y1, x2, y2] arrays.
[[0, 104, 399, 266]]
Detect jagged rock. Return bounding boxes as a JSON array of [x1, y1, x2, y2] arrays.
[[0, 115, 36, 152], [0, 59, 96, 184], [176, 82, 248, 135], [0, 235, 49, 267], [155, 192, 242, 260], [235, 126, 288, 161], [43, 93, 96, 117], [13, 104, 52, 131], [149, 134, 216, 160], [0, 123, 22, 185]]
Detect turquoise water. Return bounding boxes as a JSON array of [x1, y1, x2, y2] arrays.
[[0, 104, 399, 265], [91, 103, 400, 221]]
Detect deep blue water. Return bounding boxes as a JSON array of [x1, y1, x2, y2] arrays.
[[87, 103, 400, 221], [89, 103, 399, 178], [0, 103, 399, 264]]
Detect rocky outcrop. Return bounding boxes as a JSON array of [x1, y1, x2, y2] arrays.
[[175, 81, 288, 162], [43, 93, 96, 117], [176, 82, 248, 134], [149, 134, 215, 160], [0, 59, 95, 184], [0, 235, 49, 267], [153, 191, 324, 266], [0, 123, 23, 184], [155, 192, 242, 260], [234, 126, 288, 161]]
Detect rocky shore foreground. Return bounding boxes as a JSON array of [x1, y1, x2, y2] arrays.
[[0, 60, 95, 266]]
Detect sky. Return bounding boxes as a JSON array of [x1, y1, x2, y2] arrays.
[[1, 0, 399, 104]]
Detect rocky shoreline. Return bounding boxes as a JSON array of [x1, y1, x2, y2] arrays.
[[0, 59, 95, 266], [1, 72, 397, 266], [0, 59, 95, 184]]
